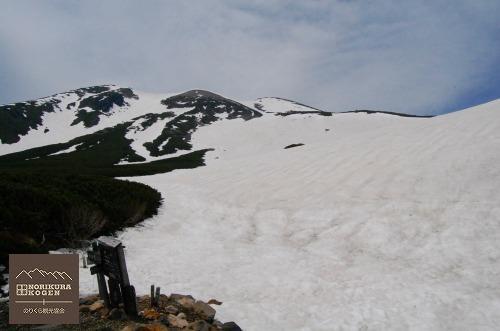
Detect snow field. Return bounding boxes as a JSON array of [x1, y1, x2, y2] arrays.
[[75, 99, 500, 330]]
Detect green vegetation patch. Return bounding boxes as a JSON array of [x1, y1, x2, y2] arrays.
[[0, 118, 211, 177], [0, 100, 59, 144], [0, 172, 162, 266], [71, 88, 139, 127], [0, 117, 210, 292], [145, 90, 262, 157]]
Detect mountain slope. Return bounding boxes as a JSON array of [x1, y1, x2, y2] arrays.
[[0, 87, 264, 175], [2, 87, 499, 330], [74, 97, 499, 331], [0, 85, 430, 169], [0, 85, 140, 148]]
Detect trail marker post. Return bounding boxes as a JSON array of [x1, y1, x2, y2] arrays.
[[87, 236, 138, 317]]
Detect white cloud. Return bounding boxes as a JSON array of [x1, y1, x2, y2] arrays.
[[0, 0, 498, 114]]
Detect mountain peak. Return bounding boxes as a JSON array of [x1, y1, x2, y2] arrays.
[[181, 89, 226, 99]]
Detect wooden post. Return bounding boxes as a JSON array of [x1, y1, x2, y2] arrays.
[[122, 285, 138, 317], [150, 285, 155, 307], [115, 244, 130, 287], [96, 271, 110, 308], [108, 278, 122, 308], [155, 287, 160, 307]]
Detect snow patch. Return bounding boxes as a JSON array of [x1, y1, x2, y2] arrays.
[[49, 143, 84, 156]]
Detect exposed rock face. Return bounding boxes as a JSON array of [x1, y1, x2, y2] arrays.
[[284, 143, 304, 149]]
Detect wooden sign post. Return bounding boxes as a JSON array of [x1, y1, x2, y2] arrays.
[[87, 237, 138, 317]]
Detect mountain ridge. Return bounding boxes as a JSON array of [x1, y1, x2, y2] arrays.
[[0, 85, 436, 160]]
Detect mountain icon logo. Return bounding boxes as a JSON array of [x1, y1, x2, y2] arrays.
[[15, 268, 73, 281]]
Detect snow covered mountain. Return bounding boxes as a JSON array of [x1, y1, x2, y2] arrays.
[[0, 86, 261, 158], [0, 85, 430, 159], [2, 86, 500, 330]]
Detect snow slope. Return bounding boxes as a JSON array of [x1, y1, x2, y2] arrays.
[[75, 99, 500, 330], [252, 96, 323, 113]]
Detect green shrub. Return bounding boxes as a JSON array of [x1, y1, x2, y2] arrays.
[[0, 172, 162, 266]]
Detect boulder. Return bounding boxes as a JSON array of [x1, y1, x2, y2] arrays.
[[213, 319, 223, 328], [168, 314, 189, 328], [170, 293, 194, 301], [193, 301, 216, 321], [222, 322, 243, 331], [89, 300, 105, 312], [79, 305, 90, 313], [164, 305, 178, 315], [79, 295, 99, 305], [177, 296, 195, 309], [207, 299, 223, 305]]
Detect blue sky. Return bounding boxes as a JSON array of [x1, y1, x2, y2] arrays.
[[1, 0, 499, 115]]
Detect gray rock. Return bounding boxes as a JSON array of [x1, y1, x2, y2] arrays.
[[169, 293, 195, 301], [89, 300, 105, 312], [207, 298, 223, 305], [178, 296, 195, 308], [193, 300, 216, 321], [79, 295, 99, 305], [165, 305, 179, 315], [168, 314, 189, 328], [222, 321, 243, 331]]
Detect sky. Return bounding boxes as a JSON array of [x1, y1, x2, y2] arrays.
[[0, 0, 499, 115]]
